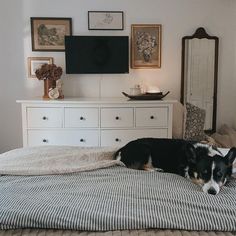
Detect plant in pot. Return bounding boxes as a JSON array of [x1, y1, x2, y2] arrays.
[[35, 64, 63, 99]]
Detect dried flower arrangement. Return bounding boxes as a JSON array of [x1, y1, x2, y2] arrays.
[[35, 63, 63, 99], [35, 64, 63, 81]]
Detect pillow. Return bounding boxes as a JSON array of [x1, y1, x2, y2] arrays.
[[172, 102, 186, 139], [211, 133, 233, 148], [218, 124, 236, 147], [184, 103, 206, 141], [209, 124, 236, 148]]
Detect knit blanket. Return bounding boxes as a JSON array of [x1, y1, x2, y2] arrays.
[[0, 146, 123, 175]]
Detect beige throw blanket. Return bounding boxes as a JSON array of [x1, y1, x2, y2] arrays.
[[0, 146, 124, 175]]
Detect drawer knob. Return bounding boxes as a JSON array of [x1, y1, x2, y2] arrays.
[[115, 138, 120, 142], [80, 138, 85, 142], [42, 116, 48, 120], [115, 116, 120, 120], [150, 116, 154, 119], [80, 117, 85, 120], [42, 139, 48, 143]]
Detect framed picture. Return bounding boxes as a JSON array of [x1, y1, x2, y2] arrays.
[[27, 57, 53, 78], [88, 11, 124, 30], [131, 24, 162, 68], [31, 17, 72, 51]]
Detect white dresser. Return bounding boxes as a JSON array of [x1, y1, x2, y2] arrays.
[[17, 98, 174, 147]]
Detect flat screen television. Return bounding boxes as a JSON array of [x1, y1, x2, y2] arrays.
[[65, 36, 129, 74]]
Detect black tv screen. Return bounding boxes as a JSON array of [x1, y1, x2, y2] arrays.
[[65, 36, 129, 74]]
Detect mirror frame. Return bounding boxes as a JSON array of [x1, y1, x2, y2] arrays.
[[180, 27, 219, 133]]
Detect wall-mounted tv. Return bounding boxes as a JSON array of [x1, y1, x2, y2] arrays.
[[65, 36, 129, 74]]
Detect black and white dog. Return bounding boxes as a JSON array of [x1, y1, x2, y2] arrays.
[[114, 138, 236, 195]]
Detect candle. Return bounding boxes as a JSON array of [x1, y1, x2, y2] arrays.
[[147, 86, 161, 94]]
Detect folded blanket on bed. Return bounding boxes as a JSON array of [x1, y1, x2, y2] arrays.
[[0, 146, 124, 175]]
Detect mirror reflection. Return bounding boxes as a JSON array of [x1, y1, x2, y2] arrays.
[[181, 27, 219, 133]]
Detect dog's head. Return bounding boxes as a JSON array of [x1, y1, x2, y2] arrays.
[[186, 145, 236, 195]]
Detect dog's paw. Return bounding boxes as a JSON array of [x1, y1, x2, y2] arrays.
[[145, 167, 164, 172], [144, 167, 156, 172], [154, 168, 164, 172]]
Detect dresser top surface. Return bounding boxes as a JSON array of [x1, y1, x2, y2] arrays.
[[16, 97, 178, 105]]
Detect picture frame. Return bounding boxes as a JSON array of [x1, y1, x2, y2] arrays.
[[88, 11, 124, 30], [30, 17, 72, 51], [27, 57, 53, 78], [131, 24, 162, 68]]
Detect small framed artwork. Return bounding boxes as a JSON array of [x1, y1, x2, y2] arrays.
[[88, 11, 124, 30], [131, 24, 162, 68], [31, 17, 72, 51], [27, 57, 53, 78]]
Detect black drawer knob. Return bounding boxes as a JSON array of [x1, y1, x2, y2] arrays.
[[42, 139, 48, 143], [115, 116, 119, 120], [115, 138, 120, 142], [80, 117, 84, 120], [42, 116, 48, 120], [150, 116, 154, 119], [80, 138, 85, 142]]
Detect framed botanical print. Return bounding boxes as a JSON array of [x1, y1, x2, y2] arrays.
[[131, 24, 162, 68], [31, 17, 72, 51], [27, 57, 53, 78]]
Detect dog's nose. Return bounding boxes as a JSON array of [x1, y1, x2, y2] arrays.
[[207, 188, 217, 195]]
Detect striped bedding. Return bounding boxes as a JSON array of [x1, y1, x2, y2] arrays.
[[0, 229, 236, 236], [0, 166, 236, 232]]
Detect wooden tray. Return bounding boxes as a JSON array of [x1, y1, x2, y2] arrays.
[[122, 91, 170, 100]]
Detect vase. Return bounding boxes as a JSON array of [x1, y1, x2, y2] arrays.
[[43, 79, 56, 99], [143, 52, 152, 62]]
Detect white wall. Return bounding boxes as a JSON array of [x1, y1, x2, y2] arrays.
[[0, 0, 236, 152], [0, 0, 25, 152]]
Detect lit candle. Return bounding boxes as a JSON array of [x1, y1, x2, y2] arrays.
[[147, 86, 161, 94]]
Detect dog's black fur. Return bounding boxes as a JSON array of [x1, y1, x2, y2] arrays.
[[114, 138, 236, 195]]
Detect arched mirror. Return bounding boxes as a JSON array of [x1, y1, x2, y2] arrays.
[[181, 27, 219, 133]]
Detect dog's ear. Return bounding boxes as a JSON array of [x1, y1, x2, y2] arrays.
[[225, 147, 236, 165], [185, 143, 197, 164]]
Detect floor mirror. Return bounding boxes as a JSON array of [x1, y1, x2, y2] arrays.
[[181, 27, 219, 133]]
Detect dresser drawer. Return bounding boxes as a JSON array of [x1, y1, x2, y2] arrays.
[[135, 107, 168, 127], [27, 108, 63, 128], [28, 130, 99, 147], [65, 108, 99, 128], [101, 129, 168, 146], [101, 108, 133, 128]]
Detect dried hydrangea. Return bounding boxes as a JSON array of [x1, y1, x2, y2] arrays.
[[35, 64, 63, 81]]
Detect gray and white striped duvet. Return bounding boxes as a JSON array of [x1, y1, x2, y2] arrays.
[[0, 166, 236, 231]]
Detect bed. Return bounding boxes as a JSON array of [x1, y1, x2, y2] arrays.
[[0, 146, 236, 236]]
